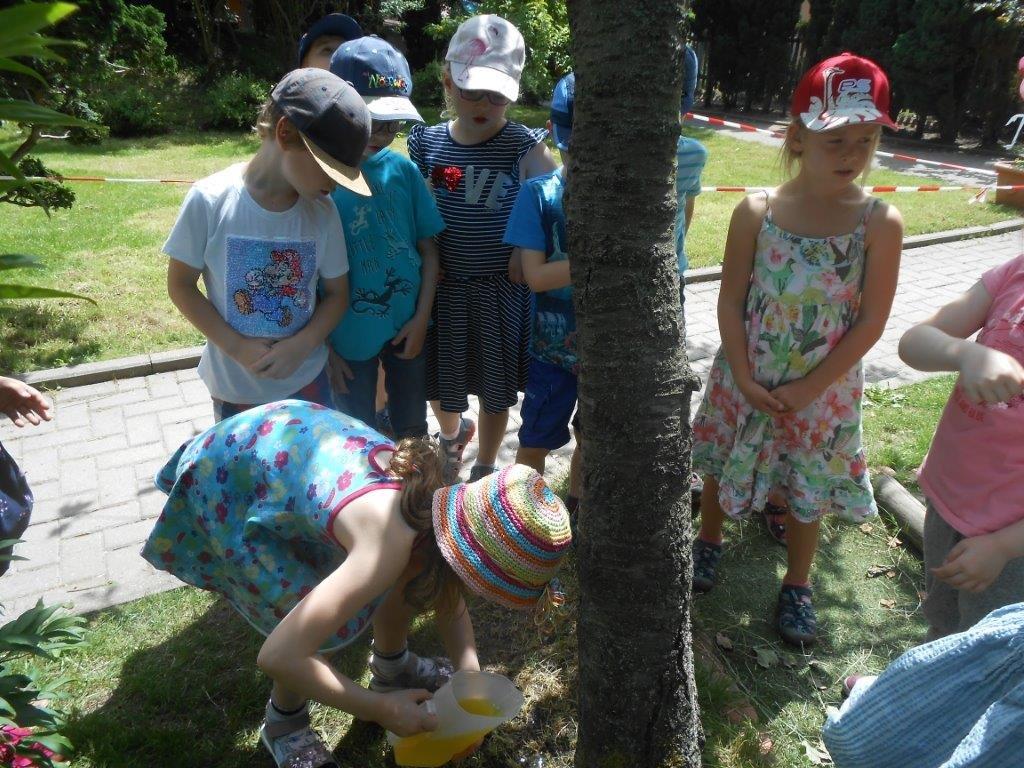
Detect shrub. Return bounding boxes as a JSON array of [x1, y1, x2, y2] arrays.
[[201, 73, 272, 131], [93, 81, 175, 137], [412, 59, 445, 107]]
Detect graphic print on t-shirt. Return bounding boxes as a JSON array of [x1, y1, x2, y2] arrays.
[[226, 236, 316, 337]]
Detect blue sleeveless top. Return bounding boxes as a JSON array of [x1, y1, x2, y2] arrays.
[[142, 400, 401, 652]]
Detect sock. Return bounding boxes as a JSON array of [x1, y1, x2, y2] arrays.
[[371, 645, 410, 676], [440, 423, 461, 440], [266, 698, 308, 722], [565, 495, 579, 515]]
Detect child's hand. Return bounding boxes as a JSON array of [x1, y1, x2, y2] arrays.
[[0, 375, 52, 428], [959, 344, 1024, 404], [230, 337, 275, 371], [328, 350, 354, 395], [376, 689, 438, 737], [737, 378, 786, 415], [507, 250, 525, 284], [249, 336, 311, 380], [932, 533, 1010, 593], [769, 378, 822, 414], [392, 315, 428, 359]]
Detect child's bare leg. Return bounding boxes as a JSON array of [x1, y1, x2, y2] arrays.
[[783, 512, 820, 584], [430, 400, 462, 437], [516, 445, 549, 474], [476, 409, 509, 467], [376, 363, 387, 412], [434, 597, 479, 671], [269, 680, 306, 711], [569, 443, 581, 499], [370, 583, 417, 655], [696, 475, 726, 543]]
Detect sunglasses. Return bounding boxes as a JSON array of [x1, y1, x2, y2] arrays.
[[457, 87, 511, 106], [370, 120, 407, 135]]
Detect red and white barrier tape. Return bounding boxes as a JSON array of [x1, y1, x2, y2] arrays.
[[1, 174, 193, 184], [683, 112, 1000, 177]]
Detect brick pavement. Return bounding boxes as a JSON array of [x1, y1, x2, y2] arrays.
[[1, 230, 1020, 618]]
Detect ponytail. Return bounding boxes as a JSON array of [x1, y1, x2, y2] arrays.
[[388, 436, 463, 613]]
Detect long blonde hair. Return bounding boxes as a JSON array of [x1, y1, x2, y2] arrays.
[[388, 436, 464, 613]]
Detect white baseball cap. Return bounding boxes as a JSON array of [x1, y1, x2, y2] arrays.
[[445, 15, 525, 103]]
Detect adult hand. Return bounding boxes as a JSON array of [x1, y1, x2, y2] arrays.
[[328, 350, 354, 395], [737, 378, 786, 415], [392, 316, 428, 360], [932, 533, 1010, 593], [959, 345, 1024, 405], [376, 690, 438, 737], [769, 377, 823, 414], [249, 336, 310, 380], [0, 376, 53, 428]]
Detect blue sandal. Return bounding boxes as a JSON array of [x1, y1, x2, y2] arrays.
[[776, 584, 817, 646]]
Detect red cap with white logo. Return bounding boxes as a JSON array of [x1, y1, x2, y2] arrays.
[[790, 52, 897, 132]]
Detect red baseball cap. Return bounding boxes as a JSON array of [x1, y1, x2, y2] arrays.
[[790, 52, 897, 132]]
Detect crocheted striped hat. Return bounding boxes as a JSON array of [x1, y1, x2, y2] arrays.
[[432, 464, 572, 610]]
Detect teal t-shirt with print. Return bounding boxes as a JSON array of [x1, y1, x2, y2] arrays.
[[329, 148, 445, 361], [504, 168, 576, 374]]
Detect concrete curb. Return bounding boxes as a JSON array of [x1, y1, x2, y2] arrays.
[[684, 218, 1023, 285], [21, 346, 203, 390]]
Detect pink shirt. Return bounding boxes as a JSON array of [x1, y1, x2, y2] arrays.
[[918, 255, 1024, 536]]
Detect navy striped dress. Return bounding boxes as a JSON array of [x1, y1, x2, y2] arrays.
[[408, 121, 546, 414]]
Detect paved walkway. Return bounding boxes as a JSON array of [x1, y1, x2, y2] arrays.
[[1, 231, 1020, 618]]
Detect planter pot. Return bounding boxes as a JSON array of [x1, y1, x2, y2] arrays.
[[994, 162, 1024, 210]]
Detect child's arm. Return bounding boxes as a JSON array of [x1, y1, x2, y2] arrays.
[[256, 275, 349, 379], [519, 142, 557, 182], [257, 502, 435, 736], [718, 196, 785, 414], [770, 202, 903, 413], [436, 597, 480, 672], [167, 258, 274, 372], [932, 517, 1024, 593], [392, 238, 440, 359], [521, 247, 570, 292], [899, 281, 1024, 404]]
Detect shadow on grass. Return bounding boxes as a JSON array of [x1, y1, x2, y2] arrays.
[[0, 301, 101, 373]]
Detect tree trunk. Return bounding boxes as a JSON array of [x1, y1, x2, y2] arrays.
[[565, 2, 702, 767]]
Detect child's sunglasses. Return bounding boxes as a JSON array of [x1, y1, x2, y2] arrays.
[[457, 87, 511, 106], [370, 120, 407, 135]]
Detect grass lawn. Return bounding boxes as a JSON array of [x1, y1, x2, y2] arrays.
[[1, 108, 1014, 374], [15, 376, 948, 767]]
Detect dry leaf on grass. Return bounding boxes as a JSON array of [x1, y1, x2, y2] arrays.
[[758, 734, 774, 756], [859, 522, 874, 534], [866, 564, 890, 578], [802, 739, 833, 765], [754, 647, 779, 669], [887, 536, 903, 548], [715, 632, 734, 652], [880, 598, 897, 609]]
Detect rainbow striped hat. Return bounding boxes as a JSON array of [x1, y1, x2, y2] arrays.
[[432, 464, 572, 610]]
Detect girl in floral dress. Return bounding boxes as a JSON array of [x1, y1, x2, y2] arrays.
[[141, 400, 570, 768], [689, 53, 904, 646]]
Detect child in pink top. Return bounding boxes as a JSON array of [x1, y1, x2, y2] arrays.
[[898, 254, 1024, 639]]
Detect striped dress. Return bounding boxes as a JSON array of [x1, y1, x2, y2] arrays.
[[408, 121, 547, 414]]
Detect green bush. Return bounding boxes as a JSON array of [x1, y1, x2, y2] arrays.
[[200, 73, 272, 131], [93, 81, 175, 136], [412, 59, 445, 107]]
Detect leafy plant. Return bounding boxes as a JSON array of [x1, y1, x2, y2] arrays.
[[200, 73, 271, 131], [1, 2, 93, 304]]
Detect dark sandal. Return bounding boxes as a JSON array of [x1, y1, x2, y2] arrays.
[[763, 502, 788, 547], [260, 708, 339, 768]]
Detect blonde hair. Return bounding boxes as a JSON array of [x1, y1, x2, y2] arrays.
[[778, 118, 881, 183], [440, 63, 457, 120], [254, 98, 303, 147], [388, 436, 464, 613]]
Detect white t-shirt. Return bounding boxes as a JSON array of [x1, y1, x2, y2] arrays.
[[163, 163, 348, 404]]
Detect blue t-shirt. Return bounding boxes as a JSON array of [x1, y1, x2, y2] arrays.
[[676, 136, 708, 274], [328, 149, 445, 361], [504, 168, 576, 374]]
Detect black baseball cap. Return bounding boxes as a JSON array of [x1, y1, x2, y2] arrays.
[[297, 13, 362, 66], [271, 68, 372, 196]]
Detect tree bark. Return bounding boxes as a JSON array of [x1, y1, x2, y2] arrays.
[[565, 2, 702, 766]]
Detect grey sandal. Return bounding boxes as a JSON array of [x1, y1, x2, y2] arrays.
[[260, 709, 339, 768]]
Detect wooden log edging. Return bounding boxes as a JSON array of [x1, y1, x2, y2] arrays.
[[871, 470, 926, 554]]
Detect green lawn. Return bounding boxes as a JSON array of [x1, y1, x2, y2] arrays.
[[1, 109, 1014, 374], [15, 376, 949, 767]]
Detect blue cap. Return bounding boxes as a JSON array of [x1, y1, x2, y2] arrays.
[[550, 73, 574, 151], [297, 13, 362, 66], [330, 36, 423, 123]]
